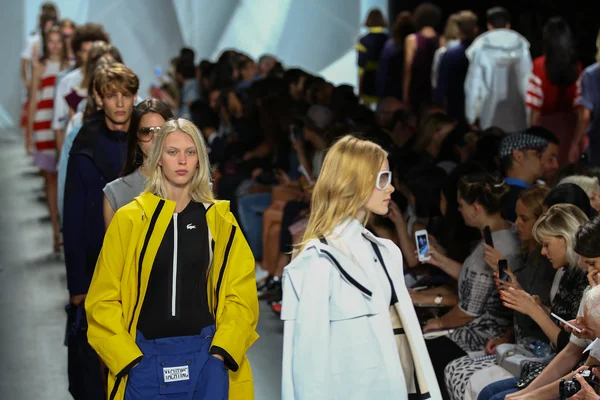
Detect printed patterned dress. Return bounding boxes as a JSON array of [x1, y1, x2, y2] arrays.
[[33, 60, 62, 172]]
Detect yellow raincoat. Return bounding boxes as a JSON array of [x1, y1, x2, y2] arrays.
[[85, 192, 259, 400]]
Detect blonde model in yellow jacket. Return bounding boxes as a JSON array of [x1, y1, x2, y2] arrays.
[[85, 119, 259, 400]]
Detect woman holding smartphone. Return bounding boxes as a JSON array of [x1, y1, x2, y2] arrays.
[[281, 135, 441, 399], [475, 204, 589, 400], [446, 190, 587, 400], [421, 173, 523, 399], [85, 119, 258, 400]]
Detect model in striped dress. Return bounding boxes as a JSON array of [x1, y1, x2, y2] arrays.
[[26, 25, 70, 253]]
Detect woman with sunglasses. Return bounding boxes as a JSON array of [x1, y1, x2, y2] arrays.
[[281, 135, 441, 399], [103, 99, 173, 227]]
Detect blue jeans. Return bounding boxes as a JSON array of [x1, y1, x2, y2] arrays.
[[125, 326, 228, 400], [478, 377, 519, 400], [237, 192, 272, 260]]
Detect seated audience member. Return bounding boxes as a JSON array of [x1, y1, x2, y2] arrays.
[[236, 57, 259, 93], [480, 214, 600, 400], [176, 58, 200, 119], [558, 175, 600, 212], [543, 183, 596, 218], [470, 127, 506, 174], [525, 125, 560, 184], [449, 203, 588, 400], [499, 133, 548, 222], [411, 112, 457, 168], [567, 285, 600, 399], [436, 121, 479, 174], [256, 106, 333, 301], [283, 68, 309, 103], [421, 173, 522, 399], [390, 164, 447, 268], [189, 100, 226, 167]]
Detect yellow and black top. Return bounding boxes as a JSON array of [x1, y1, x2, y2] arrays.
[[85, 192, 259, 400], [357, 26, 389, 103]]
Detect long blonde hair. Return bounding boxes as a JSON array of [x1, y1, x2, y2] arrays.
[[144, 118, 215, 204], [533, 203, 588, 267], [298, 135, 388, 251]]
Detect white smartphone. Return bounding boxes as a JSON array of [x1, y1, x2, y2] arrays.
[[415, 230, 431, 262], [298, 164, 314, 186], [551, 312, 582, 333]]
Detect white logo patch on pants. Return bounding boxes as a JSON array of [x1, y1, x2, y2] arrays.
[[163, 366, 190, 383]]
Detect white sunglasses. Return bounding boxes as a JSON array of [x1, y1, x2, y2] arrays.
[[376, 170, 392, 191]]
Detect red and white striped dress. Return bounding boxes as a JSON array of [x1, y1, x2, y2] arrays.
[[33, 60, 62, 172]]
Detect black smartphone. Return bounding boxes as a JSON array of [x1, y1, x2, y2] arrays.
[[498, 259, 509, 281], [483, 226, 494, 248]]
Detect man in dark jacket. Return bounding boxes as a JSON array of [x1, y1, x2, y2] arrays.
[[62, 63, 138, 399]]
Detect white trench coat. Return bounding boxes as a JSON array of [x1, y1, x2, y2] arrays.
[[280, 221, 442, 400]]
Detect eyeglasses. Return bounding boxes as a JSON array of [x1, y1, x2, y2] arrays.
[[137, 126, 161, 142], [376, 170, 392, 191]]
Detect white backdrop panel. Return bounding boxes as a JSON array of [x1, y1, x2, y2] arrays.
[[3, 0, 390, 128]]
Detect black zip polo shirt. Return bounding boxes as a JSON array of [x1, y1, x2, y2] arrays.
[[137, 201, 214, 339]]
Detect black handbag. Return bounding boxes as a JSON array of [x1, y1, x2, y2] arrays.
[[516, 361, 549, 388]]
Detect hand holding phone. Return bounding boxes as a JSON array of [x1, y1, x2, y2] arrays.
[[551, 312, 582, 333], [298, 165, 313, 186], [498, 260, 509, 281], [483, 226, 494, 248], [415, 230, 431, 262]]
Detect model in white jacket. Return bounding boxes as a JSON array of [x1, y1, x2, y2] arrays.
[[281, 218, 442, 400], [464, 28, 532, 132]]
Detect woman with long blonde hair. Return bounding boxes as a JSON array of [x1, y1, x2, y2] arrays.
[[281, 135, 441, 399], [85, 119, 258, 400]]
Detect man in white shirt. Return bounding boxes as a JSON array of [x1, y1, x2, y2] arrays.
[[53, 23, 109, 156]]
